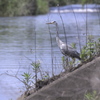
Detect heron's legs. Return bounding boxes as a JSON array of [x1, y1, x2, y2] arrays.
[[72, 58, 75, 64]]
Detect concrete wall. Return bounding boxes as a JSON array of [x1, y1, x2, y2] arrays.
[[18, 57, 100, 100]]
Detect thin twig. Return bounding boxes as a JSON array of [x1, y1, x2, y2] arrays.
[[95, 4, 100, 26], [70, 4, 82, 53], [85, 4, 88, 46], [57, 4, 68, 45], [15, 64, 21, 76], [24, 55, 33, 62], [57, 4, 69, 66], [5, 72, 23, 83], [47, 14, 54, 76], [34, 22, 38, 87]]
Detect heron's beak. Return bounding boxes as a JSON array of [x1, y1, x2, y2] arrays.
[[46, 22, 52, 24], [46, 21, 55, 24]]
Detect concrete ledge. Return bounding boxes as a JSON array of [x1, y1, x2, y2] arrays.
[[18, 57, 100, 100]]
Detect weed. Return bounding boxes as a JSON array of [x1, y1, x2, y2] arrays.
[[31, 61, 40, 72], [31, 60, 41, 89], [62, 56, 67, 70], [80, 35, 96, 61], [95, 38, 100, 56], [85, 91, 100, 100], [71, 43, 76, 49], [80, 36, 100, 62], [22, 72, 33, 94]]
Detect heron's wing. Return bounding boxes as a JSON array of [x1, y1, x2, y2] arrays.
[[67, 44, 75, 50], [60, 43, 75, 52], [66, 45, 77, 52]]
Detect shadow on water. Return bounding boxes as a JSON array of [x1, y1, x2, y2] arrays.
[[0, 4, 100, 100]]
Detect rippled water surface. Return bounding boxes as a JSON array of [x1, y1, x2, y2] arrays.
[[0, 5, 100, 100]]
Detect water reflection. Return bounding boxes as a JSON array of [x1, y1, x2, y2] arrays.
[[0, 11, 100, 100]]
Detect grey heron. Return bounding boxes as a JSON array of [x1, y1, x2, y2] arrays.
[[47, 21, 81, 60]]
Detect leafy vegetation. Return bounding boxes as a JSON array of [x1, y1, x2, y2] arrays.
[[21, 60, 51, 94], [81, 35, 95, 61], [81, 36, 100, 61], [0, 0, 29, 16], [85, 91, 100, 100], [0, 0, 48, 16], [36, 0, 48, 14], [0, 0, 100, 16], [22, 35, 100, 95], [22, 72, 33, 94], [49, 0, 67, 6], [61, 36, 100, 71]]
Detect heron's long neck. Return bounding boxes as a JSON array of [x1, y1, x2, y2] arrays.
[[55, 23, 64, 48], [55, 23, 59, 37]]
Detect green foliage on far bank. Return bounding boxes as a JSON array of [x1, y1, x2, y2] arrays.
[[36, 0, 48, 14], [0, 0, 100, 16], [0, 0, 49, 16], [49, 0, 100, 6], [0, 0, 29, 16]]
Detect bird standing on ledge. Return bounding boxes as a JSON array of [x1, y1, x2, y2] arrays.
[[47, 21, 81, 61]]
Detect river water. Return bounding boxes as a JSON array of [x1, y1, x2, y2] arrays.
[[0, 4, 100, 100]]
